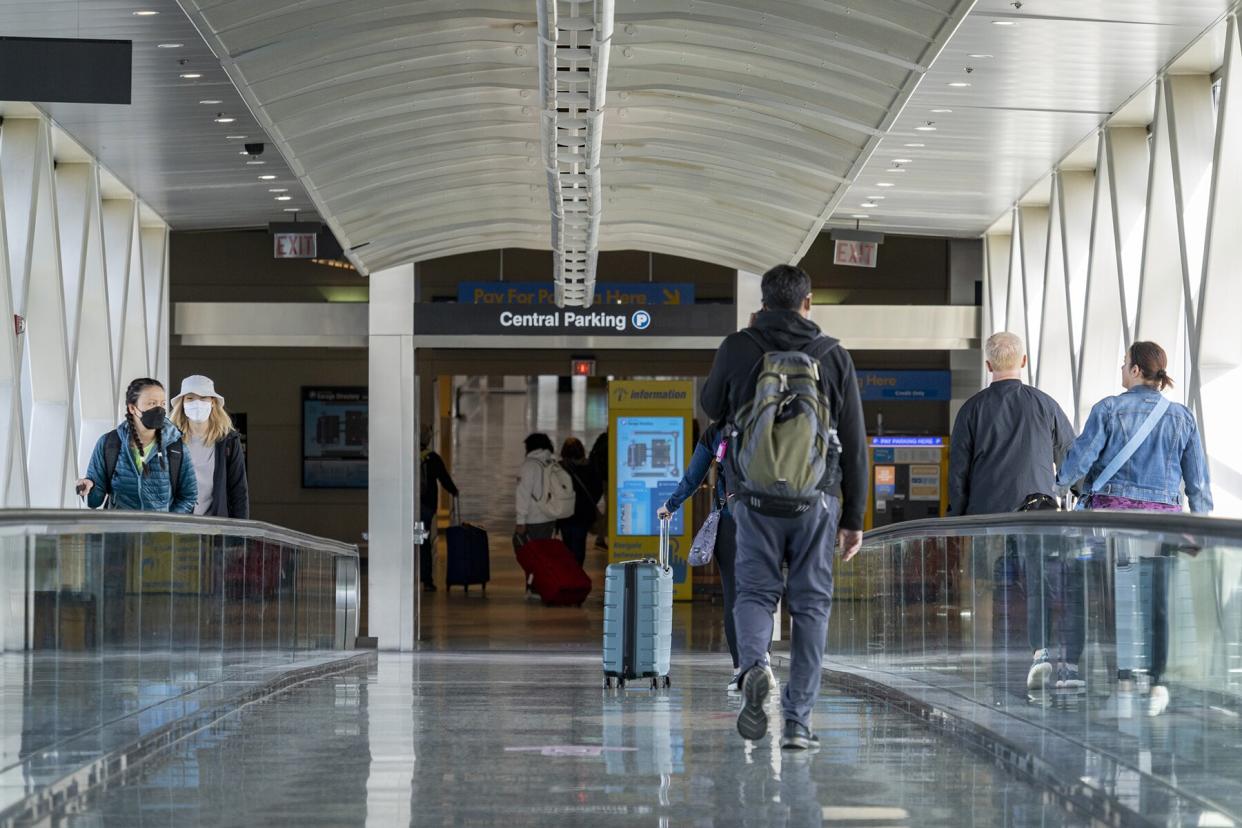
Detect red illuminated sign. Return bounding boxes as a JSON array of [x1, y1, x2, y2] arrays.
[[274, 232, 317, 259], [833, 239, 878, 268], [571, 359, 596, 377]]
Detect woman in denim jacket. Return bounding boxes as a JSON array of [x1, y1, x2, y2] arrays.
[[657, 422, 747, 690], [1057, 342, 1211, 513], [1056, 341, 1211, 716]]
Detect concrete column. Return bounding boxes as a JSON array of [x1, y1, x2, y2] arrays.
[[949, 240, 985, 429], [736, 270, 762, 330], [368, 264, 418, 650]]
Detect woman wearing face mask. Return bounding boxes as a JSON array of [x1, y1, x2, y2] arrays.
[[76, 378, 198, 513], [170, 375, 250, 518]]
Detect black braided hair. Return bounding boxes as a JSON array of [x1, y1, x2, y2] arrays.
[[124, 378, 165, 477]]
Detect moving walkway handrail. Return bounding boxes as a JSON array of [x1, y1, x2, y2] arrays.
[[859, 510, 1242, 546], [0, 509, 358, 558]]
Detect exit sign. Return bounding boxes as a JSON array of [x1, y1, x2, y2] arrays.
[[274, 232, 317, 259], [571, 358, 596, 377], [833, 239, 878, 268]]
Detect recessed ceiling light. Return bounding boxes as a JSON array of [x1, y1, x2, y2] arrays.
[[904, 143, 925, 148], [992, 20, 1016, 25], [259, 175, 277, 180], [268, 188, 289, 193], [969, 54, 994, 59], [246, 160, 266, 165], [157, 43, 183, 49], [238, 150, 250, 156], [861, 202, 878, 208], [868, 195, 885, 200], [888, 168, 906, 173], [226, 135, 247, 140], [877, 182, 895, 187], [179, 73, 202, 79], [932, 108, 953, 113], [915, 124, 937, 132], [283, 208, 301, 212], [851, 214, 870, 219], [199, 99, 222, 105], [948, 82, 971, 88], [132, 10, 159, 16], [892, 158, 913, 164], [214, 116, 236, 124], [275, 196, 293, 201]]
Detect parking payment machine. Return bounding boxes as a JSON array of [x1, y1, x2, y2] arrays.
[[866, 436, 949, 529]]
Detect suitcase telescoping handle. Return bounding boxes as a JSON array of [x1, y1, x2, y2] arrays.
[[658, 515, 671, 570]]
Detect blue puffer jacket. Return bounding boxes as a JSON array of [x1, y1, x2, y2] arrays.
[[84, 419, 198, 513]]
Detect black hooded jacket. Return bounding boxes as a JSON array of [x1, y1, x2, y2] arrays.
[[701, 310, 868, 531]]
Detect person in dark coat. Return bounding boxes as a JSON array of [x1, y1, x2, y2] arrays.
[[419, 425, 459, 592], [557, 437, 603, 567], [170, 375, 249, 518]]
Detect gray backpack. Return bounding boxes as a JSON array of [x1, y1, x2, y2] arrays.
[[726, 330, 841, 516]]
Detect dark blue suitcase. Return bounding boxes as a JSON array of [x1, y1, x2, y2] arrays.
[[446, 516, 490, 593]]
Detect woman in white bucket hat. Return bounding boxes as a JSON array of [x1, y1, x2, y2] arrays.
[[170, 375, 249, 518]]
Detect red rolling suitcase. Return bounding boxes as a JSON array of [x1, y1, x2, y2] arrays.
[[516, 538, 592, 607]]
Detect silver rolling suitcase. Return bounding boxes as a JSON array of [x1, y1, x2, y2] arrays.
[[602, 517, 674, 689]]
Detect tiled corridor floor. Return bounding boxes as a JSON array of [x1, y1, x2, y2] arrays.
[[68, 652, 1088, 827]]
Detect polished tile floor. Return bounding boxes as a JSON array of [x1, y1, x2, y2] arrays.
[[69, 652, 1087, 827]]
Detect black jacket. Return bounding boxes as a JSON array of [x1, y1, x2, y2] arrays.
[[947, 380, 1075, 516], [207, 431, 249, 519], [560, 460, 603, 529], [419, 450, 459, 517], [701, 310, 868, 531]]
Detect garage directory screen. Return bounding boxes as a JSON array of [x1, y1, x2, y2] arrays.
[[616, 416, 685, 536]]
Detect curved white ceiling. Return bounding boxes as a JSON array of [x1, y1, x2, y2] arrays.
[[181, 0, 971, 276]]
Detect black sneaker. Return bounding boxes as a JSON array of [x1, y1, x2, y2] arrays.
[[736, 667, 771, 741], [780, 721, 821, 751]]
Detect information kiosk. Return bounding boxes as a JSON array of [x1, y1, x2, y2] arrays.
[[607, 380, 694, 601]]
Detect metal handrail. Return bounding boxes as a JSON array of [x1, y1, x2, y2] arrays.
[[0, 509, 358, 558], [860, 510, 1242, 545]]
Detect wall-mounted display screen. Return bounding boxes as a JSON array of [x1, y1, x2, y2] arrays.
[[615, 415, 685, 537], [302, 387, 368, 488]]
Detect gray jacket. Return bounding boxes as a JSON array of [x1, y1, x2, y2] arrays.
[[948, 380, 1075, 516]]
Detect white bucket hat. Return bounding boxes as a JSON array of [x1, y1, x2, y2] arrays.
[[172, 375, 225, 408]]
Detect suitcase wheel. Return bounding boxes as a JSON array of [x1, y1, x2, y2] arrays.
[[663, 676, 672, 689]]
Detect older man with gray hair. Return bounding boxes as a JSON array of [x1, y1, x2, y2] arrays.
[[948, 332, 1074, 516]]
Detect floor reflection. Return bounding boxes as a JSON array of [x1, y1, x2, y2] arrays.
[[69, 653, 1085, 827]]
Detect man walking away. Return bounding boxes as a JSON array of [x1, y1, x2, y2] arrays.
[[948, 332, 1075, 690], [419, 425, 459, 593], [702, 264, 867, 750], [948, 332, 1074, 517]]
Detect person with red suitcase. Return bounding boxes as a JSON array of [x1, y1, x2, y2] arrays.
[[514, 433, 579, 600]]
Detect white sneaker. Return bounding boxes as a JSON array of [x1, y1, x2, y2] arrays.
[[727, 672, 742, 692], [1026, 649, 1053, 690], [1148, 685, 1170, 717]]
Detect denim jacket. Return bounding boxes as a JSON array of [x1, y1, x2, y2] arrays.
[[663, 442, 728, 516], [1056, 386, 1212, 513]]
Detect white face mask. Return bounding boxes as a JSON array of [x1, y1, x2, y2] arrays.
[[184, 400, 213, 423]]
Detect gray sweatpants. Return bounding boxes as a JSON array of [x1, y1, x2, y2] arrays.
[[732, 495, 840, 729]]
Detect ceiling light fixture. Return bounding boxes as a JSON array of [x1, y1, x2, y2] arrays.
[[992, 20, 1016, 25], [915, 123, 937, 132], [948, 81, 971, 88], [259, 175, 277, 180], [968, 53, 994, 59], [179, 72, 202, 79], [275, 195, 292, 201], [861, 202, 878, 208], [199, 99, 222, 105], [283, 207, 301, 212], [226, 135, 247, 140], [246, 160, 266, 165], [157, 43, 183, 49], [132, 10, 159, 15], [877, 182, 895, 188], [932, 108, 953, 113], [851, 214, 870, 219], [868, 195, 885, 199], [268, 188, 289, 193], [892, 158, 913, 164], [214, 114, 236, 123], [904, 143, 925, 148]]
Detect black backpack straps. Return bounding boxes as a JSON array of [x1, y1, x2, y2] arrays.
[[103, 431, 122, 494], [167, 438, 183, 503]]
